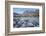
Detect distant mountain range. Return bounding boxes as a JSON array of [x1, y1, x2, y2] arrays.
[[13, 9, 39, 17], [24, 9, 39, 14]]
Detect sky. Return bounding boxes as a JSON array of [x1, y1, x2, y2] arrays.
[[13, 8, 39, 14]]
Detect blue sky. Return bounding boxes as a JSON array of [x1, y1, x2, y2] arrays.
[[13, 8, 39, 14]]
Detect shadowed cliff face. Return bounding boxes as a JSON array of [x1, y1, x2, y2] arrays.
[[13, 17, 39, 28]]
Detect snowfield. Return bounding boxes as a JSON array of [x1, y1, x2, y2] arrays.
[[13, 17, 39, 28]]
